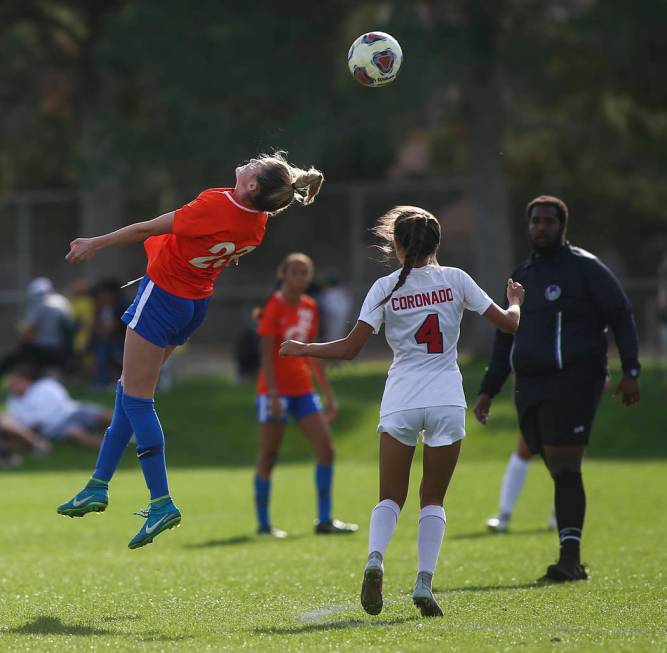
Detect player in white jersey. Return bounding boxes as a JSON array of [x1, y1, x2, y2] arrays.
[[280, 206, 525, 617]]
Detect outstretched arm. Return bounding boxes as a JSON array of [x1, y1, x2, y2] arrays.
[[66, 211, 175, 264], [482, 279, 524, 334], [280, 321, 374, 360]]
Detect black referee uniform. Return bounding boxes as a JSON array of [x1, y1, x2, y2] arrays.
[[479, 244, 640, 453]]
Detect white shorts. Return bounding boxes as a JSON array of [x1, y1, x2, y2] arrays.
[[377, 406, 466, 448]]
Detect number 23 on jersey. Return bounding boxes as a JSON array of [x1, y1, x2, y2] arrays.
[[189, 242, 256, 269]]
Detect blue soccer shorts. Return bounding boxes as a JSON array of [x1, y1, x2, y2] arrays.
[[256, 393, 322, 424], [121, 275, 210, 348]]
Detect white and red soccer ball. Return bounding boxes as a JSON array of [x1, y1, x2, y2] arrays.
[[347, 32, 403, 87]]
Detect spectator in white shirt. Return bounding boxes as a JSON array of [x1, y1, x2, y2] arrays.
[[1, 365, 111, 449]]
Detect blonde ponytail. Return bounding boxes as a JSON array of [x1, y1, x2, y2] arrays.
[[248, 150, 325, 214], [292, 168, 324, 206]]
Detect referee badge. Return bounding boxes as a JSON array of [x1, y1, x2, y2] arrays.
[[545, 284, 561, 301]]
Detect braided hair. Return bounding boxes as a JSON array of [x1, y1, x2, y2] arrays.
[[373, 206, 442, 306]]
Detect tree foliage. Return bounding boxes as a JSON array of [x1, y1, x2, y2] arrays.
[[1, 0, 665, 274]]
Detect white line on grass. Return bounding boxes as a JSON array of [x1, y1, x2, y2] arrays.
[[300, 599, 402, 624], [300, 605, 355, 622]]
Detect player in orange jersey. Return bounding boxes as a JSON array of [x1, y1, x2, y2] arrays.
[[254, 253, 358, 538], [56, 152, 324, 550]]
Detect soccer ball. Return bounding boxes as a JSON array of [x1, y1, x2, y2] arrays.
[[347, 32, 402, 87]]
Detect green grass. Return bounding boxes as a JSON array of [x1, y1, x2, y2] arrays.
[[0, 361, 665, 651]]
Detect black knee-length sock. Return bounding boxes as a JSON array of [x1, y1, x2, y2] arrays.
[[553, 470, 585, 563]]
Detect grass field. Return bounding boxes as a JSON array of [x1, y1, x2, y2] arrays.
[[0, 361, 665, 652]]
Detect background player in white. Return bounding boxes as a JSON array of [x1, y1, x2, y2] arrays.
[[281, 206, 525, 617], [485, 434, 557, 533]]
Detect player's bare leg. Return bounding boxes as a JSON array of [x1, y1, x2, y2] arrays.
[[255, 422, 288, 538], [412, 440, 461, 617], [361, 433, 414, 615], [121, 328, 165, 398], [298, 412, 357, 534]]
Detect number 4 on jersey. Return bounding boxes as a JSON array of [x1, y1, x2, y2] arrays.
[[414, 313, 444, 353]]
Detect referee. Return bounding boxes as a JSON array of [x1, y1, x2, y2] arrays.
[[474, 195, 640, 581]]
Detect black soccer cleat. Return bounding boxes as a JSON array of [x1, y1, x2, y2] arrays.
[[412, 571, 443, 617], [360, 551, 384, 615], [315, 518, 358, 535], [541, 559, 589, 582]]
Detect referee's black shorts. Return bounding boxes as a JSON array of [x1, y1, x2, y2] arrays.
[[514, 362, 606, 454]]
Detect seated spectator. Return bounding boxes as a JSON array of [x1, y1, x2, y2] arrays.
[[2, 364, 111, 449], [0, 277, 75, 377]]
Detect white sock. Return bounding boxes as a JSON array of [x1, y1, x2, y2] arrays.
[[368, 499, 401, 556], [418, 505, 446, 574], [499, 453, 530, 515]]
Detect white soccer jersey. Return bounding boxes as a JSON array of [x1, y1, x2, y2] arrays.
[[358, 265, 493, 416]]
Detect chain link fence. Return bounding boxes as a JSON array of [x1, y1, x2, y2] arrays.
[[0, 184, 659, 357]]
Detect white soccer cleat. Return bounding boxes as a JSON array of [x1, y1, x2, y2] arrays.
[[412, 571, 443, 617], [360, 551, 384, 615], [485, 512, 510, 533]]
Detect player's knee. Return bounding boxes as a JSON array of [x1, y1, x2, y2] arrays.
[[258, 449, 280, 474], [548, 459, 582, 477], [419, 486, 445, 507], [552, 469, 583, 487], [317, 444, 334, 465], [380, 492, 407, 510]]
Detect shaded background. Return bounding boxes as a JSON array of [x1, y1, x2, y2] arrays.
[[1, 0, 665, 352]]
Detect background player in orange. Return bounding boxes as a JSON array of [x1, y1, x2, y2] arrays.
[[254, 253, 357, 537], [57, 152, 324, 550]]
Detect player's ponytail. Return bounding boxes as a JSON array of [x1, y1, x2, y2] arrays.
[[249, 151, 324, 215], [373, 206, 441, 307], [291, 170, 324, 206]]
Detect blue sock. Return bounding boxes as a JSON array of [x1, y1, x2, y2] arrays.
[[254, 475, 271, 530], [92, 381, 133, 482], [315, 464, 333, 524], [122, 394, 169, 500]]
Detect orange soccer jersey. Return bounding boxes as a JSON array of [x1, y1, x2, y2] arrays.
[[144, 188, 269, 299], [256, 292, 319, 396]]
